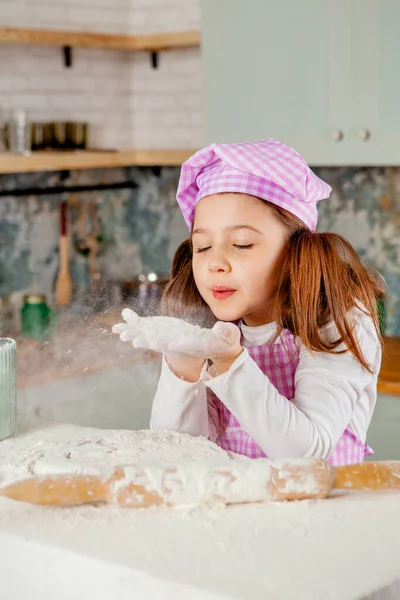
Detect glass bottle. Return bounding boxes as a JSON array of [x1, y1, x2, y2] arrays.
[[8, 109, 31, 156], [0, 338, 17, 441]]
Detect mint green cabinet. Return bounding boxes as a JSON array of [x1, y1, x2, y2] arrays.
[[202, 0, 400, 166]]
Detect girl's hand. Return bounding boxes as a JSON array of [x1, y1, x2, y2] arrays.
[[112, 309, 242, 363], [168, 320, 242, 364], [113, 309, 188, 355]]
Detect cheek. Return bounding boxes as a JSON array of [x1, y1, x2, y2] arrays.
[[191, 258, 203, 288], [243, 254, 277, 291]]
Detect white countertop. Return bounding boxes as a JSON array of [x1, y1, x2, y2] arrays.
[[0, 418, 400, 600]]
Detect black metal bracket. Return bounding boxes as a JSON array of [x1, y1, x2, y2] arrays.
[[63, 46, 72, 68], [0, 180, 138, 198], [62, 45, 159, 69], [151, 52, 159, 69]]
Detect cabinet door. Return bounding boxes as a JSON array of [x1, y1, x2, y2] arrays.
[[348, 0, 400, 164], [202, 0, 352, 165]]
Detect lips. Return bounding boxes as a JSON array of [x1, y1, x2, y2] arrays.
[[211, 286, 236, 300]]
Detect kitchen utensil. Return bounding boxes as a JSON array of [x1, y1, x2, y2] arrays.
[[30, 122, 53, 151], [52, 122, 68, 150], [120, 272, 170, 316], [0, 296, 15, 335], [51, 121, 88, 150], [1, 459, 399, 508], [74, 196, 101, 303], [55, 200, 73, 306], [66, 121, 87, 149], [0, 338, 17, 441]]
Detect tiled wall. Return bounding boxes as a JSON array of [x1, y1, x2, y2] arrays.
[[0, 165, 399, 334], [0, 0, 203, 149], [0, 0, 399, 335], [0, 166, 188, 308], [315, 167, 400, 336]]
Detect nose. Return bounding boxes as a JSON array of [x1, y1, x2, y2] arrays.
[[208, 247, 231, 273]]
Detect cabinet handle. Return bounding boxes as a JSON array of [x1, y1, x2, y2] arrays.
[[358, 128, 371, 141], [331, 130, 344, 142]]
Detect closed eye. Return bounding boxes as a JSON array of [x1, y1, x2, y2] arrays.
[[234, 244, 254, 249], [195, 246, 211, 253]]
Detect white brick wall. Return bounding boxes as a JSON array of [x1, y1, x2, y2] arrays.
[[131, 0, 201, 34], [0, 0, 133, 34], [131, 48, 203, 149], [0, 0, 203, 151]]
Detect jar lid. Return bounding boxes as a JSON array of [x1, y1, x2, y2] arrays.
[[23, 294, 47, 304]]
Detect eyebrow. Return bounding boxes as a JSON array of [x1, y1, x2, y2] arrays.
[[192, 225, 264, 236]]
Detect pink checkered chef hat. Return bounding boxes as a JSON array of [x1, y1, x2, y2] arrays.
[[176, 139, 331, 231]]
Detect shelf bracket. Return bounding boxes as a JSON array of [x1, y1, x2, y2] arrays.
[[63, 46, 72, 68], [150, 51, 159, 69]]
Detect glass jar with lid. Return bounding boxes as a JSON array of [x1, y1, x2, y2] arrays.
[[21, 294, 56, 340]]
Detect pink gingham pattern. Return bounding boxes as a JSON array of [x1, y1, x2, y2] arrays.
[[176, 139, 332, 231], [211, 329, 373, 465]]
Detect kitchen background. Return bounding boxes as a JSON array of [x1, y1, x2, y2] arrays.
[[0, 0, 398, 462], [0, 0, 399, 336], [1, 166, 400, 335]]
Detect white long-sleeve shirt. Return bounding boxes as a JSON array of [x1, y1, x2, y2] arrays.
[[150, 308, 382, 460]]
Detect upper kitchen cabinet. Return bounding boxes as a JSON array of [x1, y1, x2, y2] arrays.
[[202, 0, 400, 166]]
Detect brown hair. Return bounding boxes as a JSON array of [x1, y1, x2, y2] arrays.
[[161, 201, 386, 436]]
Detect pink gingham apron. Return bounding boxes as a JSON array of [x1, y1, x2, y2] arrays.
[[211, 329, 373, 466]]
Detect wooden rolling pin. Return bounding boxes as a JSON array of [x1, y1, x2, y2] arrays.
[[1, 460, 399, 508]]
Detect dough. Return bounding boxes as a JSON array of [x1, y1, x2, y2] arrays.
[[0, 426, 236, 487]]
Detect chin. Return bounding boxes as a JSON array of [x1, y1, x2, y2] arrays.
[[209, 304, 243, 323]]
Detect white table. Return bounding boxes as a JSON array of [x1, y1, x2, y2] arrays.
[[0, 418, 399, 600]]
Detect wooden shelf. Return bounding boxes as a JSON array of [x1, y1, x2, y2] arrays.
[[0, 149, 196, 174], [0, 27, 201, 52], [0, 28, 201, 169]]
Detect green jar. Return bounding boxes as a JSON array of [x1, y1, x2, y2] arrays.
[[0, 338, 17, 441], [21, 294, 56, 340], [377, 297, 387, 336]]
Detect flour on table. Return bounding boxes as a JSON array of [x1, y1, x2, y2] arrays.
[[0, 422, 323, 509], [0, 426, 239, 487], [0, 420, 400, 600]]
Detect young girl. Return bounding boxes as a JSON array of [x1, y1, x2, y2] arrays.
[[113, 139, 385, 466]]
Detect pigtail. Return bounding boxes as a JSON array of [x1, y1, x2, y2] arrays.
[[275, 230, 386, 373], [161, 238, 215, 328]]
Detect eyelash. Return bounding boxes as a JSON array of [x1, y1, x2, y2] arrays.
[[195, 244, 254, 253]]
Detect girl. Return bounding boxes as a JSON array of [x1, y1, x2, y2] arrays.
[[113, 139, 385, 465]]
